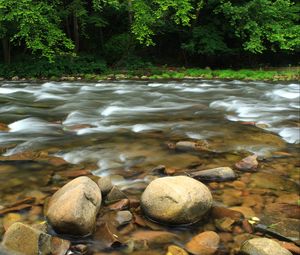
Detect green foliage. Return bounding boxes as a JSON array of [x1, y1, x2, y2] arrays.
[[0, 55, 106, 78], [218, 0, 300, 53], [131, 0, 195, 45], [0, 0, 299, 69], [104, 33, 134, 63], [0, 0, 74, 61], [182, 25, 231, 55]]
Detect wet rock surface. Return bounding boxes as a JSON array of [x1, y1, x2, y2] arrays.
[[2, 222, 52, 255], [185, 231, 220, 255], [141, 176, 213, 225], [240, 237, 292, 255], [191, 167, 236, 182], [46, 176, 101, 236]]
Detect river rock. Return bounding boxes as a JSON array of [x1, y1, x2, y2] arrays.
[[235, 155, 258, 171], [185, 231, 220, 255], [141, 176, 213, 225], [105, 186, 127, 204], [98, 176, 113, 195], [0, 244, 22, 255], [46, 176, 101, 236], [264, 203, 300, 219], [2, 222, 52, 255], [116, 211, 133, 226], [166, 245, 188, 255], [240, 237, 292, 255], [191, 167, 236, 182], [175, 141, 197, 151]]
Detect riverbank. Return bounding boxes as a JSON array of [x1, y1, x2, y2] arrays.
[[1, 66, 299, 82]]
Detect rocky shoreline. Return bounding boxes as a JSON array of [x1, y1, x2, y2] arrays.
[[1, 159, 299, 255]]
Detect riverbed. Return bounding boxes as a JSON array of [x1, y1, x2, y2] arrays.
[[0, 79, 299, 254]]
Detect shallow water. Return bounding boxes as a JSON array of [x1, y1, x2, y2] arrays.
[[0, 79, 299, 253]]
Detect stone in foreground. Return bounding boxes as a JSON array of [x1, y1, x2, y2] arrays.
[[2, 222, 52, 255], [46, 176, 101, 236], [141, 176, 213, 225], [185, 231, 220, 255], [240, 238, 292, 255]]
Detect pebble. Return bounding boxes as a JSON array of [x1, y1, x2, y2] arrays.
[[116, 211, 133, 226], [191, 167, 236, 182]]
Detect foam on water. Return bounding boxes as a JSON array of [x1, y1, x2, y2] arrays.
[[1, 79, 299, 168]]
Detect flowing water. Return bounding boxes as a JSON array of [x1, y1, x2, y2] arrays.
[[0, 79, 299, 253]]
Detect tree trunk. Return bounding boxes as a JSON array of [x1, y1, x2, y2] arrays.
[[65, 16, 71, 38], [128, 0, 133, 26], [73, 14, 80, 52], [2, 38, 11, 64]]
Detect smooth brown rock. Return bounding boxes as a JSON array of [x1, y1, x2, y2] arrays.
[[278, 241, 300, 254], [235, 155, 258, 171], [241, 237, 292, 255], [98, 176, 113, 195], [211, 206, 244, 222], [130, 230, 179, 247], [108, 199, 130, 211], [46, 176, 101, 236], [185, 231, 220, 255], [215, 217, 235, 232], [116, 211, 133, 226], [141, 176, 212, 225], [175, 141, 197, 151], [105, 186, 127, 204], [166, 245, 188, 255], [264, 203, 300, 219], [50, 237, 70, 255], [230, 206, 256, 219], [2, 222, 52, 255], [191, 167, 236, 182]]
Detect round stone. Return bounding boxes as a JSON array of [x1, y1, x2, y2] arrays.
[[141, 176, 213, 225]]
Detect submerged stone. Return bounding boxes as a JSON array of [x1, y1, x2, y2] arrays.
[[185, 231, 220, 255], [191, 167, 236, 182], [240, 238, 292, 255]]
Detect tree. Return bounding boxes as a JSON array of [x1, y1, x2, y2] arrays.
[[218, 0, 300, 53], [0, 0, 74, 63], [130, 0, 195, 46]]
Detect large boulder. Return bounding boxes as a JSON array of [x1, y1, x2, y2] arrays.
[[141, 176, 212, 225], [240, 238, 292, 255], [46, 176, 101, 236]]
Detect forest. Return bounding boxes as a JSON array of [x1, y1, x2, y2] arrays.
[[0, 0, 299, 78]]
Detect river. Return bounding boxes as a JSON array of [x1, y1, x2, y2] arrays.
[[0, 79, 299, 253]]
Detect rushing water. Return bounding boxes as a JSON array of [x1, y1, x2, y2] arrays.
[[0, 79, 299, 253]]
